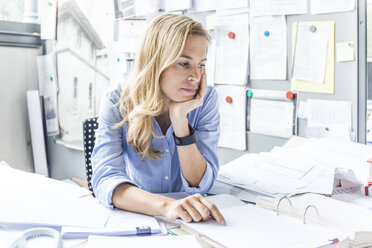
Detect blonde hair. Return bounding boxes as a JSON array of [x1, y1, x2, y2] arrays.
[[115, 14, 210, 161]]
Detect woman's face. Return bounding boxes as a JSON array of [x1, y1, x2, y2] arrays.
[[160, 35, 207, 103]]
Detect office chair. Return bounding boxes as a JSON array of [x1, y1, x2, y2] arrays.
[[82, 117, 98, 195]]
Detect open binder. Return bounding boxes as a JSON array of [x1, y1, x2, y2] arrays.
[[256, 193, 372, 247], [181, 194, 339, 248]]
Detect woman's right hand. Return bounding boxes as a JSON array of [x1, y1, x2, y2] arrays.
[[163, 193, 226, 226]]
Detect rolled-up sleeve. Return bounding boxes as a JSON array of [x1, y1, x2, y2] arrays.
[[181, 87, 220, 195], [91, 89, 137, 209]]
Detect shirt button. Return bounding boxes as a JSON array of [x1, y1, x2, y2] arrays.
[[165, 176, 169, 180], [165, 149, 169, 153]]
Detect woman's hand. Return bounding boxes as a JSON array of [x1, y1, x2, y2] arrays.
[[163, 193, 226, 226], [169, 72, 207, 125]]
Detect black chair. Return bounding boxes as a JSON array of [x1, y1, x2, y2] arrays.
[[83, 117, 98, 195]]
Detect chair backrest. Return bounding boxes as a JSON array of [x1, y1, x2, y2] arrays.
[[82, 117, 98, 194]]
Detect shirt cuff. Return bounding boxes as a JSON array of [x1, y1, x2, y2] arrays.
[[95, 176, 138, 210], [181, 161, 215, 195]]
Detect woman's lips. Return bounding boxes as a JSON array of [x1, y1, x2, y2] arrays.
[[182, 88, 197, 94]]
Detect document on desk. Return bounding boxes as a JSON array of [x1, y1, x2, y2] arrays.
[[311, 0, 355, 15], [250, 15, 287, 80], [217, 147, 334, 196], [292, 22, 330, 84], [182, 204, 334, 248], [62, 208, 162, 238], [87, 235, 202, 248], [250, 0, 307, 17]]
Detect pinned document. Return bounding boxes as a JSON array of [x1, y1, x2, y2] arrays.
[[250, 0, 307, 17], [214, 12, 249, 85], [40, 0, 57, 40], [311, 0, 355, 15], [215, 85, 247, 150], [118, 19, 147, 53], [250, 15, 287, 80], [336, 41, 355, 62], [291, 21, 335, 94], [247, 89, 296, 138]]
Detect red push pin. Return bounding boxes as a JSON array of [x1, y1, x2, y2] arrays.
[[228, 32, 235, 39], [225, 96, 233, 103], [286, 91, 294, 100]]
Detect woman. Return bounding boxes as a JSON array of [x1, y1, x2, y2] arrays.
[[92, 14, 225, 225]]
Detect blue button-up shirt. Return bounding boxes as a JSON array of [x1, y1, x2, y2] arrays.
[[91, 85, 220, 209]]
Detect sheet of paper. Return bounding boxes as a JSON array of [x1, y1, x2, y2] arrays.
[[206, 39, 216, 86], [191, 0, 217, 12], [88, 235, 202, 248], [291, 21, 335, 93], [215, 0, 248, 10], [311, 0, 355, 15], [307, 99, 351, 127], [160, 0, 192, 11], [250, 0, 307, 17], [40, 0, 57, 40], [36, 54, 59, 136], [62, 208, 161, 238], [306, 124, 351, 141], [215, 85, 247, 150], [214, 12, 249, 85], [118, 19, 147, 53], [183, 204, 333, 248], [292, 22, 330, 84], [249, 98, 294, 138], [298, 100, 308, 119], [250, 15, 287, 80], [336, 41, 355, 62], [217, 147, 335, 196], [107, 42, 127, 86]]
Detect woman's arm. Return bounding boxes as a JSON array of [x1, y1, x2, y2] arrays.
[[112, 183, 226, 225]]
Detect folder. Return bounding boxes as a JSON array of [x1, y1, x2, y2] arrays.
[[256, 193, 372, 247]]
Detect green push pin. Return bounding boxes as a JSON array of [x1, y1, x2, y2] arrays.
[[117, 58, 120, 62], [247, 90, 253, 98], [49, 76, 53, 82], [53, 138, 56, 144], [48, 1, 52, 7]]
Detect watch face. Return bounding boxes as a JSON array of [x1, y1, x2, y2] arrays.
[[175, 138, 181, 145]]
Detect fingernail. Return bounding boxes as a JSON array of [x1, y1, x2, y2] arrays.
[[221, 219, 226, 226]]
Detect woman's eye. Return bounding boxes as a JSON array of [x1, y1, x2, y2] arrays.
[[198, 64, 206, 69], [178, 62, 189, 67]]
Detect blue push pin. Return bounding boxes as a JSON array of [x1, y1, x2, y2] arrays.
[[264, 30, 270, 37]]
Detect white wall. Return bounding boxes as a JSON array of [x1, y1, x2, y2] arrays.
[[0, 45, 42, 171]]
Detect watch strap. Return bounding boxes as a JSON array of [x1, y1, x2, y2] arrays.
[[173, 124, 197, 146]]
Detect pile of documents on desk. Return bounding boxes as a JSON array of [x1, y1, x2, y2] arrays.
[[0, 162, 166, 247], [217, 138, 372, 197]]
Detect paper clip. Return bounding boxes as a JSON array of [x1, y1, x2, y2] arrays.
[[303, 205, 319, 224], [276, 196, 293, 216]]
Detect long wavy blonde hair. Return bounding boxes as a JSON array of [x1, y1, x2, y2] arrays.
[[114, 14, 210, 161]]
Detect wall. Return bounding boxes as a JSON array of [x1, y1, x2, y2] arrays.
[[0, 45, 42, 171]]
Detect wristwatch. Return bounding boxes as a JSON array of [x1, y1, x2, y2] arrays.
[[173, 124, 197, 146]]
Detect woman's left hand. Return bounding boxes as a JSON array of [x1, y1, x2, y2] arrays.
[[169, 72, 207, 128]]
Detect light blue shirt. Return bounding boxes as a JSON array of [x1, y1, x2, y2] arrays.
[[91, 85, 220, 209]]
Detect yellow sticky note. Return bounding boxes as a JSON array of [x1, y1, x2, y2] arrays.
[[336, 41, 354, 62], [291, 21, 335, 94]]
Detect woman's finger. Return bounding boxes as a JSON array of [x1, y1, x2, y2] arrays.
[[199, 196, 226, 226]]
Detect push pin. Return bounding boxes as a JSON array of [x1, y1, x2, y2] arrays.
[[247, 90, 253, 98], [228, 31, 235, 39], [309, 25, 317, 32], [225, 96, 233, 103], [285, 91, 294, 100], [264, 30, 270, 37]]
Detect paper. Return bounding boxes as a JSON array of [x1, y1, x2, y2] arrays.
[[87, 235, 202, 248], [191, 0, 217, 12], [215, 0, 249, 10], [107, 42, 128, 85], [62, 208, 161, 238], [118, 19, 147, 53], [160, 0, 192, 11], [306, 99, 352, 126], [36, 54, 60, 136], [250, 15, 287, 80], [40, 0, 57, 40], [291, 21, 335, 93], [205, 39, 216, 86], [26, 91, 49, 177], [214, 12, 249, 85], [292, 22, 330, 84], [215, 85, 247, 150], [248, 89, 295, 138], [297, 100, 308, 119], [311, 0, 355, 15], [336, 41, 355, 62], [183, 204, 333, 248], [217, 147, 335, 196], [250, 0, 307, 17]]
